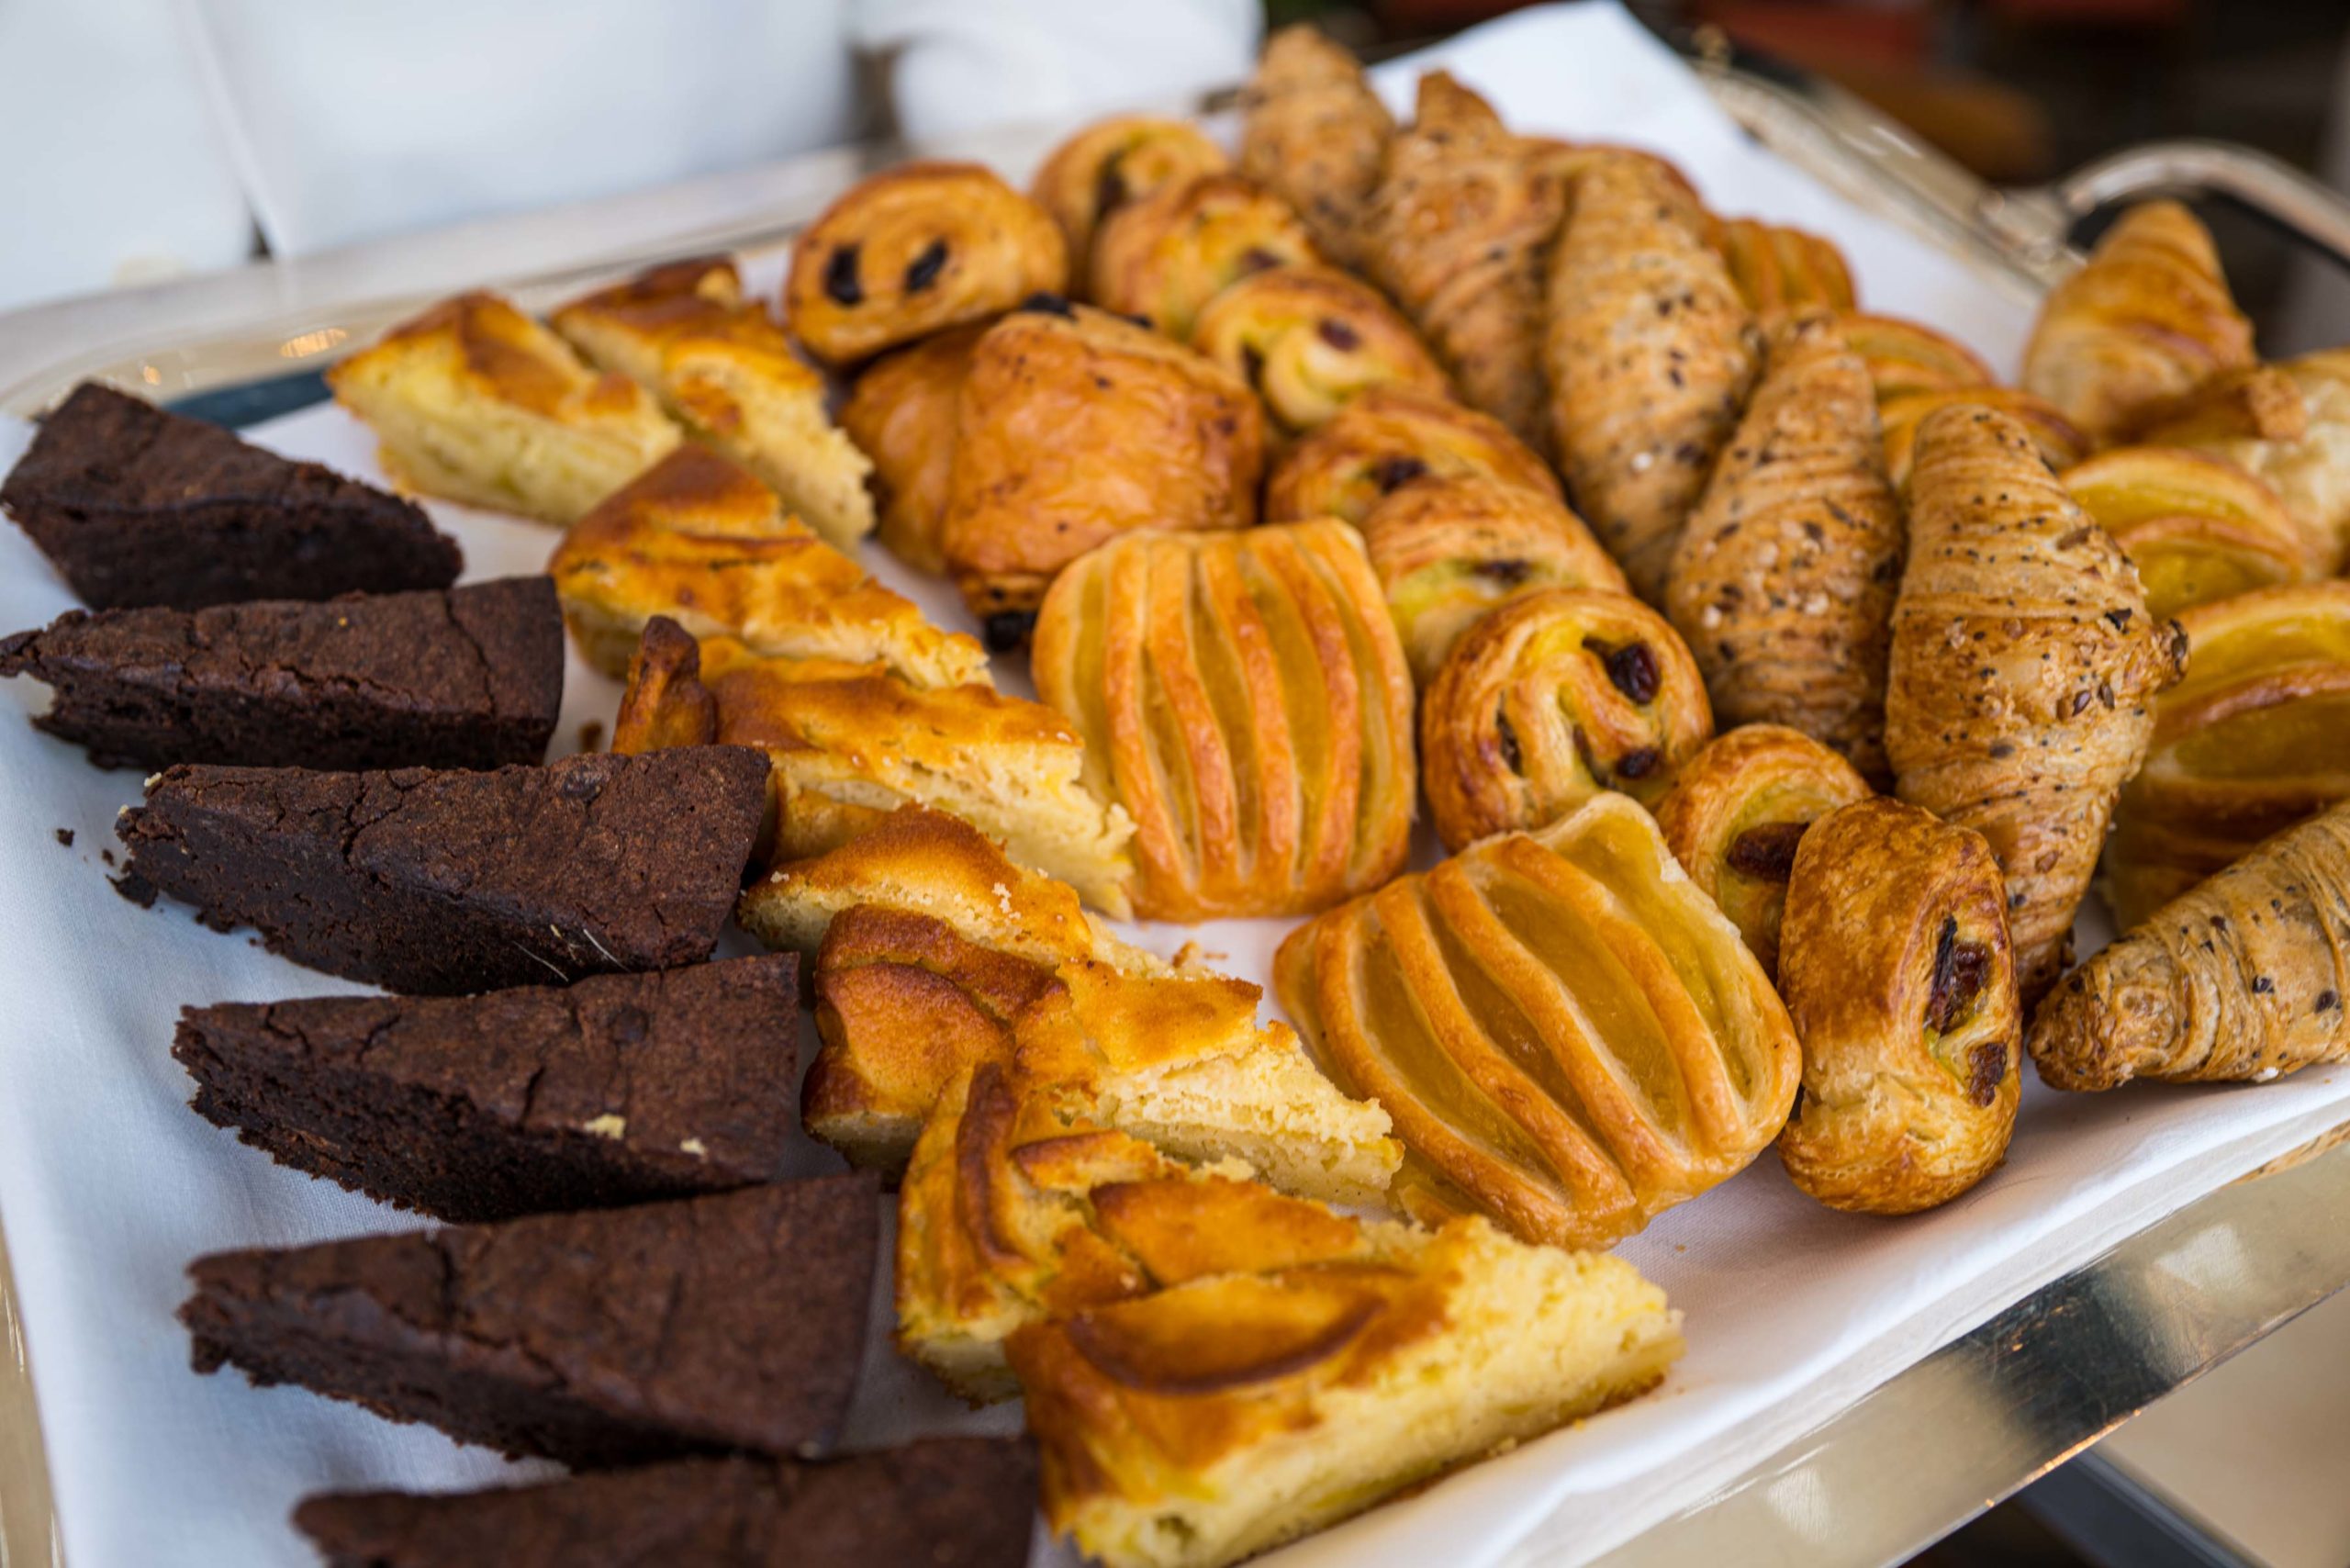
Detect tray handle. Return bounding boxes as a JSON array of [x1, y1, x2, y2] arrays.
[[1986, 138, 2350, 274]]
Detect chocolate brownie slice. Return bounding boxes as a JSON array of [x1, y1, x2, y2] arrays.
[[1, 383, 462, 609], [183, 1175, 878, 1468], [175, 954, 801, 1223], [293, 1438, 1037, 1567], [117, 748, 769, 995], [0, 577, 563, 771]]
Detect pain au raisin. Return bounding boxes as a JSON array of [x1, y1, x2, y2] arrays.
[[1726, 822, 1806, 882], [823, 245, 864, 306], [903, 240, 949, 293], [1925, 913, 1994, 1039], [1583, 637, 1661, 703]]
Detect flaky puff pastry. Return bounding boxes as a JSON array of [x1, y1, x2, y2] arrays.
[[784, 161, 1068, 366], [1087, 173, 1320, 341], [2022, 199, 2255, 446], [1420, 587, 1713, 852], [1263, 385, 1561, 528], [1879, 386, 2087, 489], [1653, 724, 1874, 979], [2138, 351, 2350, 569], [1031, 115, 1230, 280], [2104, 581, 2350, 928], [1360, 73, 1566, 454], [1033, 521, 1416, 922], [1666, 311, 1904, 782], [838, 322, 985, 576], [2035, 797, 2350, 1091], [1547, 152, 1762, 602], [2062, 445, 2324, 622], [1777, 798, 2020, 1213], [1237, 26, 1394, 267], [1362, 474, 1628, 686], [1840, 313, 1995, 404], [1274, 794, 1802, 1249], [1718, 219, 1856, 323], [1886, 405, 2188, 1003], [1191, 264, 1450, 437]]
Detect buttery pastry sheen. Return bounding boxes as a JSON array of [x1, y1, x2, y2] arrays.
[[1263, 385, 1561, 528], [1718, 218, 1856, 323], [1839, 312, 1996, 404], [1030, 115, 1231, 280], [1878, 386, 2088, 489], [1237, 26, 1395, 267], [2061, 444, 2323, 622], [1087, 173, 1321, 341], [1190, 263, 1450, 436], [2137, 350, 2350, 569], [838, 322, 986, 575]]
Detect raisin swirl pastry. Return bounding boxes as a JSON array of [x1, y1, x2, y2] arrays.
[[1653, 724, 1874, 979], [1031, 521, 1416, 923], [784, 162, 1069, 366], [1238, 26, 1395, 267], [1030, 114, 1230, 279], [838, 322, 986, 575], [1264, 386, 1561, 528], [1274, 793, 1802, 1249], [1088, 173, 1321, 341], [1777, 798, 2021, 1214], [1718, 219, 1856, 323], [1191, 264, 1450, 437], [1360, 474, 1628, 686], [1421, 587, 1713, 852]]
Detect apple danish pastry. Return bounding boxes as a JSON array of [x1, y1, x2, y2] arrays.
[[1654, 724, 1874, 979], [1887, 405, 2188, 1002], [1878, 386, 2088, 488], [1420, 588, 1712, 851], [1190, 264, 1450, 436], [1263, 385, 1560, 527], [1776, 798, 2021, 1213], [1718, 218, 1856, 322], [2061, 445, 2323, 622], [1237, 26, 1394, 267], [1030, 115, 1230, 279], [1838, 312, 1995, 404], [2138, 350, 2350, 569], [838, 322, 985, 575], [1087, 173, 1321, 340], [1032, 521, 1416, 922], [783, 162, 1069, 366]]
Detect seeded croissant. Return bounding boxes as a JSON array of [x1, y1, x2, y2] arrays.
[[1238, 26, 1394, 267]]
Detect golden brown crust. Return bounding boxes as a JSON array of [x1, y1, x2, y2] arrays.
[[1190, 263, 1450, 437], [1666, 311, 1904, 781], [1032, 521, 1416, 922], [1879, 386, 2087, 489], [1839, 312, 1996, 404], [1777, 798, 2021, 1213], [1653, 724, 1874, 978], [838, 322, 987, 576], [1031, 115, 1231, 280], [610, 616, 719, 755], [1886, 405, 2188, 1003], [1237, 27, 1395, 267], [2061, 444, 2324, 622], [1547, 153, 1762, 601], [1420, 587, 1712, 851], [783, 161, 1069, 365], [1087, 173, 1320, 341], [1718, 218, 1856, 323], [1263, 385, 1561, 528], [2138, 350, 2350, 570]]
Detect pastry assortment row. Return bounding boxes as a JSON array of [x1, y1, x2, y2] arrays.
[[6, 21, 2350, 1568]]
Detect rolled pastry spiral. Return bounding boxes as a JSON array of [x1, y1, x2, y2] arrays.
[[1264, 385, 1561, 528], [1191, 263, 1451, 437], [1238, 26, 1394, 267], [1088, 173, 1321, 341], [1030, 114, 1231, 279]]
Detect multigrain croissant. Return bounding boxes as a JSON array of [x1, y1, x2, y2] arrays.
[[1547, 152, 1762, 601], [1263, 385, 1560, 527], [1666, 310, 1904, 782], [1879, 386, 2087, 488], [1886, 405, 2188, 1002], [1190, 263, 1450, 436], [2061, 445, 2323, 622], [1238, 26, 1394, 267], [837, 322, 986, 577], [1030, 115, 1231, 280], [2138, 350, 2350, 569], [1087, 173, 1321, 340]]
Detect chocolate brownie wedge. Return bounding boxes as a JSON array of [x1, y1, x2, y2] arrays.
[[293, 1438, 1037, 1568], [183, 1175, 878, 1468], [0, 577, 562, 771], [175, 955, 801, 1223], [1, 383, 462, 610], [118, 748, 769, 995]]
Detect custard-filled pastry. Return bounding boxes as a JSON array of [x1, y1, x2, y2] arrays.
[[1666, 311, 1903, 781], [1087, 173, 1321, 340], [1421, 587, 1712, 852], [1886, 405, 2187, 1002], [1275, 793, 1802, 1249], [1238, 26, 1394, 267], [1190, 263, 1450, 437], [2062, 445, 2323, 622], [2021, 199, 2255, 445], [1547, 152, 1762, 601], [1031, 521, 1416, 923], [1362, 474, 1628, 685], [2105, 580, 2350, 928], [1360, 73, 1566, 454], [2138, 350, 2350, 569], [1879, 386, 2087, 488], [546, 446, 987, 688], [1031, 115, 1230, 279], [783, 161, 1069, 365], [838, 322, 985, 575], [1653, 723, 1874, 979], [1839, 313, 1995, 404], [1777, 797, 2021, 1214], [327, 290, 681, 525], [551, 256, 874, 547], [1263, 385, 1561, 527], [1718, 218, 1856, 323], [940, 300, 1265, 641]]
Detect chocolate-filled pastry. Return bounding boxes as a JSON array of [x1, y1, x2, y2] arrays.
[[1263, 385, 1561, 527], [1666, 311, 1904, 781], [1238, 26, 1395, 266], [1777, 798, 2021, 1214], [1274, 794, 1801, 1249], [1840, 313, 1995, 404], [784, 162, 1068, 366], [1031, 114, 1230, 279], [1360, 73, 1566, 454], [1361, 474, 1628, 686], [2104, 580, 2350, 928], [1718, 218, 1856, 323], [2062, 445, 2324, 622], [1421, 587, 1713, 851], [940, 303, 1264, 633], [1879, 386, 2087, 488], [1031, 521, 1416, 922], [1654, 724, 1874, 979], [2138, 350, 2350, 570], [1886, 405, 2187, 1003], [1087, 172, 1321, 340], [838, 322, 986, 575], [1547, 152, 1762, 601], [2022, 199, 2255, 445], [1191, 263, 1450, 436]]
